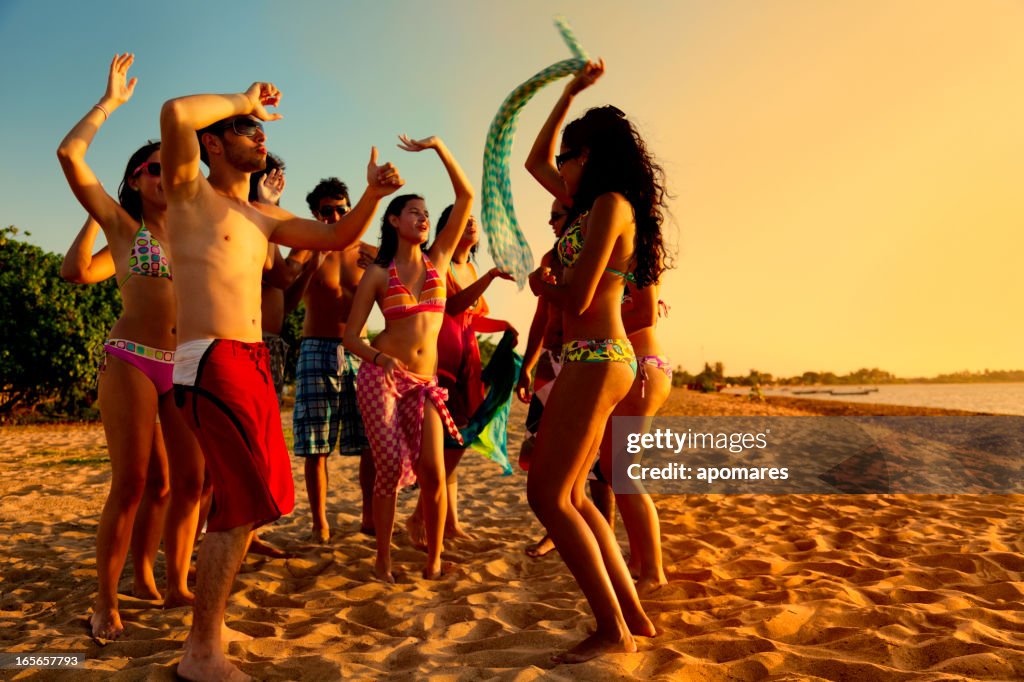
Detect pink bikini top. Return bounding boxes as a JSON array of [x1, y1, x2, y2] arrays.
[[381, 253, 446, 320]]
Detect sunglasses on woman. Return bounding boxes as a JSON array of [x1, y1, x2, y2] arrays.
[[555, 149, 581, 170], [132, 161, 161, 177]]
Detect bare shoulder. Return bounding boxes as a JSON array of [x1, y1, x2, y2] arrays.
[[362, 263, 388, 285], [590, 192, 635, 246], [252, 202, 294, 220], [171, 172, 215, 203], [592, 192, 633, 221]]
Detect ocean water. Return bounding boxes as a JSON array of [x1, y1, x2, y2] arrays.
[[723, 383, 1024, 416]]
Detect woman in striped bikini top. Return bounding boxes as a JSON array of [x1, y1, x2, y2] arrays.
[[341, 135, 476, 581], [380, 252, 446, 320]]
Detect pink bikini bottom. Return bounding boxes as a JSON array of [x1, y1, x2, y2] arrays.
[[103, 338, 175, 396]]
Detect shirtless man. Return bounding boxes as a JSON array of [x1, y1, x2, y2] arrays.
[[289, 178, 377, 543], [160, 82, 401, 682]]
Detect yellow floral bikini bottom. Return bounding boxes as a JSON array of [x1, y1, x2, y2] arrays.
[[560, 338, 638, 376]]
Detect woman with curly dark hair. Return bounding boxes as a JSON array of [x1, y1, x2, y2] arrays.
[[523, 59, 668, 662]]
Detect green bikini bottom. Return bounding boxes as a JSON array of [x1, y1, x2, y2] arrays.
[[560, 338, 638, 376]]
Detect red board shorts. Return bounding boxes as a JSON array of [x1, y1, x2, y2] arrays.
[[174, 339, 295, 533]]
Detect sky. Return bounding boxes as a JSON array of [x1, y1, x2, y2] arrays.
[[2, 0, 1022, 378]]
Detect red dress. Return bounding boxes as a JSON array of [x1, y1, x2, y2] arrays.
[[435, 263, 508, 427]]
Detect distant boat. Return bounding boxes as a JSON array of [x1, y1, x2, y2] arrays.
[[829, 388, 880, 396], [793, 389, 827, 395]]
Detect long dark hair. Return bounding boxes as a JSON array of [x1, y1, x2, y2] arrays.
[[117, 140, 161, 222], [373, 193, 426, 266], [562, 106, 670, 288], [434, 204, 477, 260]]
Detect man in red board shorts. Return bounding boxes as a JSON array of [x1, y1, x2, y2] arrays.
[[160, 82, 403, 682]]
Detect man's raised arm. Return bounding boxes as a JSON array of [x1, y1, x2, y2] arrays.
[[159, 83, 282, 201], [270, 147, 404, 251]]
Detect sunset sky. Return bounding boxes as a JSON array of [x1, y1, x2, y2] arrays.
[[2, 0, 1021, 378]]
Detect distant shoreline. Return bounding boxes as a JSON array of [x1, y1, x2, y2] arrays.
[[0, 387, 997, 428], [662, 387, 989, 417]]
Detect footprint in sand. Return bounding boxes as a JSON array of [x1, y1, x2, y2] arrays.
[[285, 557, 334, 578]]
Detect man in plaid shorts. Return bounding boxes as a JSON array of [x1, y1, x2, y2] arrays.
[[289, 178, 378, 543]]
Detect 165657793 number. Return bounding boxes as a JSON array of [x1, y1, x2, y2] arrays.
[[0, 653, 85, 669]]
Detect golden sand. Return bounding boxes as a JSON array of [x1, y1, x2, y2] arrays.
[[1, 390, 1022, 680]]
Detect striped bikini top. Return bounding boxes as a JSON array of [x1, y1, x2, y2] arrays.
[[381, 253, 446, 320], [119, 219, 171, 289]]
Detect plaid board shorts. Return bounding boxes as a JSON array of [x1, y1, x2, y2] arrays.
[[293, 337, 369, 456]]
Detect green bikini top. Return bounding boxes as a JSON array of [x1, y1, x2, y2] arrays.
[[556, 213, 586, 269], [555, 211, 637, 297]]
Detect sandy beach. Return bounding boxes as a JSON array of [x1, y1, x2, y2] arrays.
[[2, 389, 1023, 680]]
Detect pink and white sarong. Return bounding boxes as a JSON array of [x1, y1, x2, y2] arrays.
[[356, 361, 463, 496]]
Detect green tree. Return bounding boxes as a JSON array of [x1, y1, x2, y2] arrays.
[[0, 226, 121, 417], [281, 303, 305, 384], [671, 365, 693, 388]]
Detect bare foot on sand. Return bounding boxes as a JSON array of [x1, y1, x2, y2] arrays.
[[132, 579, 162, 601], [422, 560, 457, 580], [405, 516, 427, 549], [247, 535, 295, 559], [184, 622, 253, 648], [308, 526, 330, 544], [374, 558, 396, 584], [625, 609, 658, 638], [178, 649, 251, 682], [636, 575, 668, 597], [90, 607, 124, 641], [552, 630, 637, 664], [163, 588, 195, 609], [444, 524, 475, 541], [526, 536, 555, 558]]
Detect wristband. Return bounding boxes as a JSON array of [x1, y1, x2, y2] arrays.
[[373, 351, 383, 366], [93, 104, 109, 120]]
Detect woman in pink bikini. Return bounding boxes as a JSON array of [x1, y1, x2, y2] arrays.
[[344, 134, 473, 582], [60, 215, 175, 612], [57, 54, 205, 639], [404, 208, 516, 546]]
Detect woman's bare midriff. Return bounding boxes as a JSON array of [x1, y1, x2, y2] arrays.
[[561, 274, 630, 342], [627, 326, 661, 358], [373, 314, 444, 375], [109, 277, 178, 350]]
